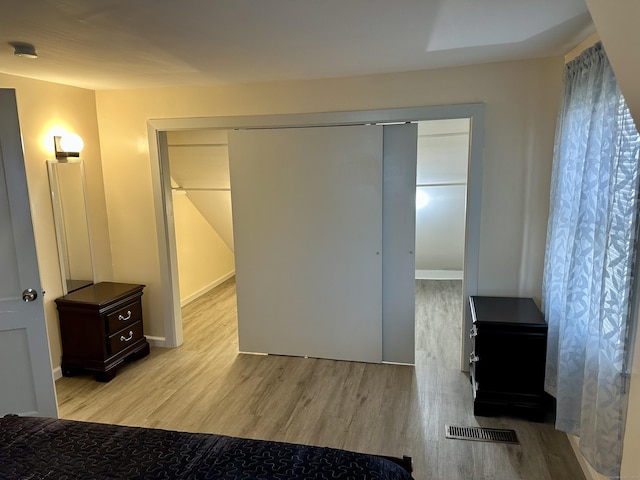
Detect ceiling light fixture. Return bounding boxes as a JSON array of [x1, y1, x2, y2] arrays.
[[10, 42, 38, 59]]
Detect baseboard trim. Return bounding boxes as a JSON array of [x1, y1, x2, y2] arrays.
[[52, 366, 62, 381], [180, 270, 235, 307], [146, 336, 167, 347], [567, 434, 604, 480], [415, 269, 463, 280]]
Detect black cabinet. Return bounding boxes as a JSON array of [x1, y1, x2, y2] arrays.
[[469, 296, 548, 421], [56, 282, 150, 382]]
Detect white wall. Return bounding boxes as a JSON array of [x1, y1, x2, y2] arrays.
[[172, 192, 234, 305], [586, 1, 640, 128], [94, 57, 562, 341]]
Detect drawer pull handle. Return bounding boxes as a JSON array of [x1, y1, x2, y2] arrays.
[[120, 331, 134, 342], [118, 311, 132, 322]]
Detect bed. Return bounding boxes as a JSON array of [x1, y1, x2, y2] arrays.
[[0, 415, 414, 479]]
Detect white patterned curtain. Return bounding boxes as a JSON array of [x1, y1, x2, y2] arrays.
[[543, 43, 640, 478]]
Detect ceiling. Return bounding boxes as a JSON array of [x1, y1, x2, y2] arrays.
[[0, 0, 594, 91]]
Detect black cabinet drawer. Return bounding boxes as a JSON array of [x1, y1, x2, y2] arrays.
[[473, 327, 546, 394], [108, 321, 144, 356], [106, 300, 142, 334]]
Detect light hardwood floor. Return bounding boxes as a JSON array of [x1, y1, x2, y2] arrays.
[[56, 279, 585, 480]]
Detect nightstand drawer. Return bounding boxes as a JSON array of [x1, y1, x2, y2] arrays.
[[106, 300, 142, 334], [108, 321, 144, 356]]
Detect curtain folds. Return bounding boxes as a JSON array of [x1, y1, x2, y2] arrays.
[[543, 43, 640, 478]]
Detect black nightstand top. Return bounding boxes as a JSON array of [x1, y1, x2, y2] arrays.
[[470, 296, 546, 327], [55, 282, 144, 308]]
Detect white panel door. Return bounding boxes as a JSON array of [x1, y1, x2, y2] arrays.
[[229, 125, 383, 363], [0, 89, 57, 417]]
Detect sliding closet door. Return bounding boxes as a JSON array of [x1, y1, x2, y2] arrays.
[[229, 125, 383, 363], [382, 123, 417, 364]]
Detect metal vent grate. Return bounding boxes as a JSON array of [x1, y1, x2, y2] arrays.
[[445, 425, 519, 444]]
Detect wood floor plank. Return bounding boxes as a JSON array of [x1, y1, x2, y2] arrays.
[[56, 278, 586, 480]]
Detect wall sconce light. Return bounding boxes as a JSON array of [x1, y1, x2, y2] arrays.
[[54, 134, 84, 160]]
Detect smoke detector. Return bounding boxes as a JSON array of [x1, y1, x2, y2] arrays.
[[10, 42, 38, 59]]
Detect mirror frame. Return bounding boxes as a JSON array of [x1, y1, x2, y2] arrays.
[[47, 159, 95, 295]]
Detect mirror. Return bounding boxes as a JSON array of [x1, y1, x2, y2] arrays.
[[47, 160, 94, 294]]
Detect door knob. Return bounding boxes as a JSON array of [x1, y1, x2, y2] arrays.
[[22, 288, 37, 302]]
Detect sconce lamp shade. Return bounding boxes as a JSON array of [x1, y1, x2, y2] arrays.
[[54, 134, 84, 159]]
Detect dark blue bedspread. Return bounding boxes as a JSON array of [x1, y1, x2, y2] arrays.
[[0, 415, 414, 479]]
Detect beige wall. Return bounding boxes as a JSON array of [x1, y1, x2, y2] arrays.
[[95, 56, 563, 339], [0, 73, 111, 371], [586, 0, 640, 128], [172, 193, 234, 304]]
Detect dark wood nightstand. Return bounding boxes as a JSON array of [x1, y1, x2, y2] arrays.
[[56, 282, 150, 382], [469, 296, 548, 421]]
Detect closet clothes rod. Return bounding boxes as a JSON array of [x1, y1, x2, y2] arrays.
[[416, 182, 467, 188], [171, 187, 231, 192]]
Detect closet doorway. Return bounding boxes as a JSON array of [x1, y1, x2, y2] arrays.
[[413, 118, 470, 374], [148, 105, 485, 370], [166, 129, 235, 308]]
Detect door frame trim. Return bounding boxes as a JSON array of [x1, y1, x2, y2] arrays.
[[147, 104, 485, 370]]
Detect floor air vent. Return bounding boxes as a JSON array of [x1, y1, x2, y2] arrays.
[[445, 425, 519, 444]]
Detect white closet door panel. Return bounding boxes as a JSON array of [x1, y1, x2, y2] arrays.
[[229, 125, 383, 363], [382, 123, 417, 364]]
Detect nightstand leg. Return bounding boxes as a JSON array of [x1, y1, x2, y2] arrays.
[[94, 369, 117, 382]]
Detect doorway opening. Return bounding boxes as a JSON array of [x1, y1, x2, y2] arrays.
[[148, 105, 484, 370], [166, 129, 235, 309], [413, 118, 470, 378]]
